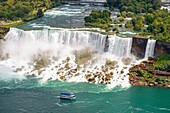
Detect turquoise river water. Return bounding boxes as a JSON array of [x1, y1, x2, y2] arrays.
[[0, 77, 170, 113]]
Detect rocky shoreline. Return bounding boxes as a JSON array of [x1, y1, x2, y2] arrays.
[[11, 48, 131, 88], [129, 59, 170, 88]]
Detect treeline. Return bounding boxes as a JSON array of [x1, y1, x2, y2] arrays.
[[106, 0, 161, 13], [84, 10, 112, 31], [155, 54, 170, 72], [145, 10, 170, 42], [113, 9, 170, 42], [131, 10, 170, 42], [0, 0, 61, 21]]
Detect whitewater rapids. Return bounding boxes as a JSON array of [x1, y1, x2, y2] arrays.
[[0, 28, 156, 89]]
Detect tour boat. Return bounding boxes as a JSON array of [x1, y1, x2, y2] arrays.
[[60, 92, 76, 100]]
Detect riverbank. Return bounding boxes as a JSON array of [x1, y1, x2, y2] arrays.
[[0, 0, 61, 39], [129, 56, 170, 88]]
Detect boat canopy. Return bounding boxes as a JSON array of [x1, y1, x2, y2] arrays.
[[60, 92, 74, 95]]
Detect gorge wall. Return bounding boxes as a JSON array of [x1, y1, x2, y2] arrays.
[[131, 38, 148, 59], [130, 37, 170, 59], [154, 40, 170, 57]]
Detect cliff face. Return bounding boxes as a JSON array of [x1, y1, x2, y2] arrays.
[[154, 40, 170, 57], [131, 37, 170, 59], [105, 36, 170, 59], [104, 35, 109, 52], [131, 38, 148, 59]]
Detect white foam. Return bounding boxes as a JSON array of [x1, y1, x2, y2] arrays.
[[144, 39, 156, 59], [0, 64, 25, 81], [0, 28, 144, 89]]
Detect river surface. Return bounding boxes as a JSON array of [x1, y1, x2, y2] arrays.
[[1, 5, 170, 113], [0, 77, 170, 113], [18, 5, 108, 30]]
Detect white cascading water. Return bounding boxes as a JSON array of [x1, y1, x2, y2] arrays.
[[108, 35, 132, 58], [106, 35, 133, 88], [0, 27, 149, 89], [144, 39, 156, 59], [4, 28, 106, 53]]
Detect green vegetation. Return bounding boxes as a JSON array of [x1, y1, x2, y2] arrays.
[[84, 10, 112, 31], [113, 19, 119, 24], [131, 16, 145, 31], [104, 0, 169, 42], [0, 28, 8, 39], [0, 0, 61, 21], [118, 17, 124, 22], [0, 21, 24, 39], [104, 0, 170, 42], [118, 11, 134, 18], [144, 10, 170, 42], [1, 21, 24, 29], [129, 54, 170, 88], [106, 0, 161, 14], [127, 9, 170, 42], [0, 0, 61, 39], [125, 21, 133, 28], [104, 0, 170, 87], [155, 54, 170, 72]]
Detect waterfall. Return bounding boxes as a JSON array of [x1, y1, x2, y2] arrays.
[[108, 35, 132, 58], [5, 28, 106, 51], [144, 39, 156, 59], [1, 27, 134, 88], [3, 28, 106, 59], [4, 28, 135, 57]]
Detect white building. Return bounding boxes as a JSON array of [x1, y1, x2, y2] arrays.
[[162, 0, 170, 2], [162, 0, 170, 6], [161, 0, 170, 11]]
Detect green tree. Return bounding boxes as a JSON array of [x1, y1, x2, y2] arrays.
[[148, 8, 154, 13], [145, 13, 154, 25], [126, 12, 134, 17], [7, 0, 14, 7], [84, 10, 112, 30], [44, 0, 52, 8], [132, 16, 145, 31], [106, 0, 161, 14], [114, 19, 119, 24], [125, 21, 133, 28], [134, 21, 144, 31], [119, 17, 124, 22], [121, 11, 127, 18]]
